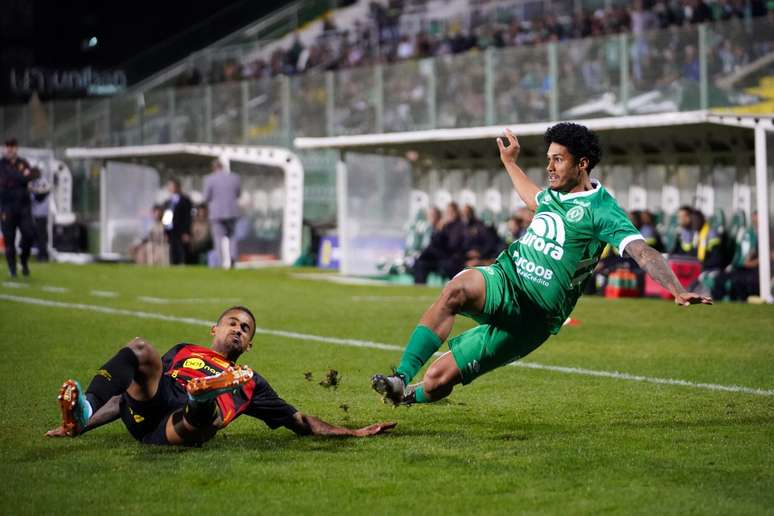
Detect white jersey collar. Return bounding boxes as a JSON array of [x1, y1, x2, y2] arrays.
[[556, 178, 603, 201]]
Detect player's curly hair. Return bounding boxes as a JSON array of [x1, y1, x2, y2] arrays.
[[544, 122, 602, 172], [218, 305, 257, 338]]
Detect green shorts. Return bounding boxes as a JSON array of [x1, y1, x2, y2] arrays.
[[449, 264, 552, 385]]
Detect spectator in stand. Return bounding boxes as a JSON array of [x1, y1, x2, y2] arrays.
[[638, 210, 664, 252], [653, 1, 680, 28], [132, 205, 169, 266], [629, 0, 657, 85], [692, 209, 724, 271], [505, 215, 522, 245], [672, 205, 697, 255], [162, 178, 193, 265], [286, 36, 305, 74], [190, 203, 213, 266], [682, 45, 700, 82], [503, 207, 534, 243], [412, 202, 466, 284], [461, 204, 502, 268], [713, 0, 746, 20], [683, 0, 714, 24], [712, 212, 760, 301], [396, 35, 415, 60], [517, 207, 533, 226], [181, 0, 771, 91], [418, 206, 443, 252]]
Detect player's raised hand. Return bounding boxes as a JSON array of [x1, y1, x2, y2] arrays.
[[497, 128, 521, 163], [674, 292, 713, 306], [352, 421, 397, 437]]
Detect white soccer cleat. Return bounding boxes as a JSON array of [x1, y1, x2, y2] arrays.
[[371, 374, 406, 406]]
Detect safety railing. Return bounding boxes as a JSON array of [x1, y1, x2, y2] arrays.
[[1, 16, 772, 150]]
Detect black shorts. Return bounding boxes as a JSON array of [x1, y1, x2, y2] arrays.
[[119, 375, 187, 445]]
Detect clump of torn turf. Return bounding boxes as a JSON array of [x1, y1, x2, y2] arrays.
[[319, 369, 341, 389]]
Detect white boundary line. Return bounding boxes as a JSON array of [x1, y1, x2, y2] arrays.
[[41, 286, 69, 293], [2, 282, 29, 288], [90, 290, 119, 298], [1, 293, 772, 397], [136, 296, 242, 305]]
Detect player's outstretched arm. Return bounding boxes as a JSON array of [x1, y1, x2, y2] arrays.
[[625, 240, 713, 306], [497, 129, 540, 212], [45, 395, 122, 438], [287, 412, 396, 437]]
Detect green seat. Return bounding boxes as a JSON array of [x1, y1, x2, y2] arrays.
[[709, 208, 726, 236], [650, 210, 664, 228], [404, 209, 428, 256], [726, 210, 747, 263], [479, 209, 495, 227], [495, 210, 512, 242]]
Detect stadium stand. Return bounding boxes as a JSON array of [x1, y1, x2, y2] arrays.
[[1, 0, 772, 300], [0, 3, 771, 149]]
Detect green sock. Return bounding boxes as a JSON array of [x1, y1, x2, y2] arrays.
[[396, 325, 442, 384], [414, 385, 429, 404]]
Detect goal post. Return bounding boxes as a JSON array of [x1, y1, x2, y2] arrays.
[[65, 143, 304, 265]]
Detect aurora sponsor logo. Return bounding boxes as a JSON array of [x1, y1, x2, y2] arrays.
[[519, 212, 566, 260]]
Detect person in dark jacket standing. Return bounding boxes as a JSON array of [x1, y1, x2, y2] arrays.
[[0, 138, 38, 277], [162, 178, 193, 265]]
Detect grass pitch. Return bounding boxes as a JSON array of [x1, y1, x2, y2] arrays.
[[1, 263, 773, 515]]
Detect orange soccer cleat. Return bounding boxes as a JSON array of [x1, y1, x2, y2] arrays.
[[57, 379, 91, 437], [186, 365, 254, 401]]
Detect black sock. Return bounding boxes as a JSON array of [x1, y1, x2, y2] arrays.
[[85, 347, 139, 412], [183, 398, 218, 428]]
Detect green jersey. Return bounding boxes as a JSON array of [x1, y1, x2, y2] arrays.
[[732, 226, 757, 269], [495, 180, 643, 333]]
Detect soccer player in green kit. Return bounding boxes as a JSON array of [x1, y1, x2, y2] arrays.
[[372, 122, 712, 406]]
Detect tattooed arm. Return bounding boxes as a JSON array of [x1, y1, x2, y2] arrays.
[[625, 240, 713, 306]]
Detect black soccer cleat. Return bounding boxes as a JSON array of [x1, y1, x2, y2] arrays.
[[371, 374, 406, 406]]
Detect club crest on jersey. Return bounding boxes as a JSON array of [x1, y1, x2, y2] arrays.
[[567, 206, 585, 223], [520, 212, 565, 260]]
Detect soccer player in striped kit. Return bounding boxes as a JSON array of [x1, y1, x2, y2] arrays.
[[49, 306, 395, 445]]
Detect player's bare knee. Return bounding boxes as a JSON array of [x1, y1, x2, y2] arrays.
[[125, 338, 158, 365], [440, 280, 467, 313], [422, 367, 447, 393]]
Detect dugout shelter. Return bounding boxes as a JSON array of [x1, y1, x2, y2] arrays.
[[296, 111, 774, 303], [65, 143, 304, 265]]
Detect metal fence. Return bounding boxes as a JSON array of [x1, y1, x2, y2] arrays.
[[2, 17, 772, 150]]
